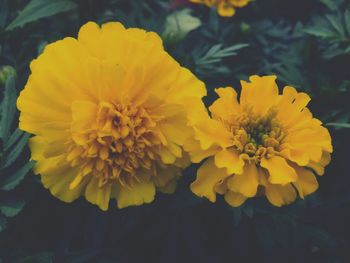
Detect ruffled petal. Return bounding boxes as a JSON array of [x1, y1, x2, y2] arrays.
[[214, 148, 245, 175], [293, 166, 318, 198], [265, 183, 297, 207], [224, 191, 247, 207], [85, 177, 112, 211], [227, 162, 259, 197], [191, 157, 230, 202], [117, 181, 156, 209], [261, 156, 298, 185]]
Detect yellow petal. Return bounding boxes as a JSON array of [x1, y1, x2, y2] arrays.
[[185, 139, 220, 163], [191, 157, 230, 202], [194, 118, 233, 150], [158, 146, 177, 164], [224, 191, 247, 207], [215, 148, 245, 175], [116, 181, 156, 209], [40, 163, 85, 203], [214, 177, 229, 195], [261, 156, 297, 185], [231, 0, 250, 8], [84, 177, 112, 211], [158, 179, 177, 194], [293, 166, 319, 198], [217, 2, 236, 17], [265, 183, 297, 207], [209, 87, 240, 121], [153, 165, 180, 188], [71, 100, 97, 130], [307, 151, 331, 176], [240, 75, 279, 115], [227, 162, 259, 197]]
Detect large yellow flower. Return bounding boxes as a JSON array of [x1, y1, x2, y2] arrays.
[[190, 0, 250, 17], [17, 21, 206, 210], [189, 75, 332, 207]]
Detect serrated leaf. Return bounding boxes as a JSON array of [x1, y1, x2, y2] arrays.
[[0, 75, 16, 142], [196, 43, 248, 66], [163, 8, 201, 43], [4, 128, 23, 152], [326, 14, 345, 37], [6, 0, 77, 31], [303, 27, 335, 39], [0, 198, 25, 217], [2, 133, 30, 168], [0, 161, 33, 191]]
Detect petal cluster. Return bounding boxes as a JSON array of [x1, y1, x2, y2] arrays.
[[190, 0, 250, 17], [17, 21, 206, 210], [189, 75, 332, 207]]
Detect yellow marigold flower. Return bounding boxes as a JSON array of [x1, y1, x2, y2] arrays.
[[189, 75, 333, 207], [17, 21, 206, 210], [190, 0, 250, 17]]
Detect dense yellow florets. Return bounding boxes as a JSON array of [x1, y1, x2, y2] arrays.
[[190, 0, 250, 17], [189, 75, 332, 207], [17, 21, 207, 210]]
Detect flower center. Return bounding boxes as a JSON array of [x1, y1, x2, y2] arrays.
[[224, 107, 285, 163], [67, 102, 161, 188]]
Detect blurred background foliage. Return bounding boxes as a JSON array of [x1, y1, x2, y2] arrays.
[[0, 0, 350, 262]]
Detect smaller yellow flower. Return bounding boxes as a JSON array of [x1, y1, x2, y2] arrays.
[[188, 75, 333, 207], [190, 0, 250, 17]]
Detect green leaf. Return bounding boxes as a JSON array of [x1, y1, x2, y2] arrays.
[[6, 0, 77, 31], [163, 8, 201, 44], [325, 14, 345, 37], [0, 75, 16, 142], [326, 122, 350, 128], [303, 27, 335, 39], [2, 133, 30, 168], [0, 198, 25, 217], [4, 128, 24, 152], [320, 0, 339, 11], [195, 43, 248, 66], [345, 10, 350, 35], [0, 161, 34, 191], [0, 216, 6, 232]]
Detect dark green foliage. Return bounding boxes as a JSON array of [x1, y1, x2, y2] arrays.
[[0, 72, 31, 248], [0, 0, 350, 262]]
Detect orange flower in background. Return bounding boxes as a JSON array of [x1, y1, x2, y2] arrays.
[[189, 75, 332, 207], [190, 0, 250, 17], [17, 21, 206, 210]]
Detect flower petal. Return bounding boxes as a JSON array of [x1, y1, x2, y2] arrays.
[[224, 191, 247, 207], [191, 157, 230, 202], [265, 183, 297, 207], [240, 75, 279, 115], [117, 181, 155, 209], [215, 148, 245, 175], [261, 156, 298, 185], [209, 87, 240, 121], [293, 166, 318, 199], [85, 177, 112, 211], [227, 162, 259, 197], [194, 118, 233, 150]]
